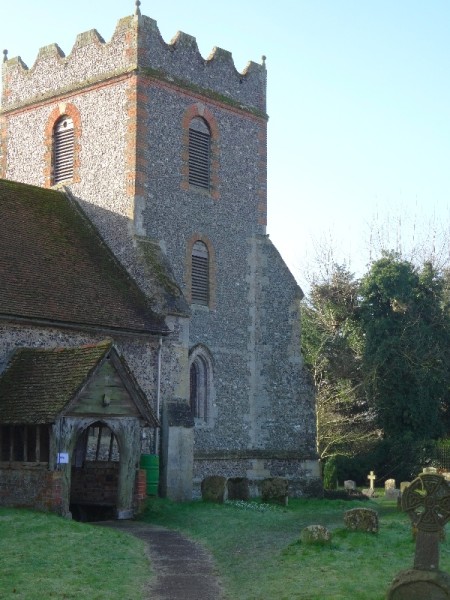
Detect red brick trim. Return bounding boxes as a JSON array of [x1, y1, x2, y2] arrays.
[[125, 76, 138, 201], [0, 114, 7, 179], [135, 468, 147, 500], [257, 123, 267, 228], [185, 234, 216, 310], [44, 103, 81, 187], [125, 75, 148, 209], [181, 104, 220, 200], [138, 76, 267, 124]]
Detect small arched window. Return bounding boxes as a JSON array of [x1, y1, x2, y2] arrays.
[[189, 346, 214, 425], [191, 241, 209, 306], [189, 117, 210, 190], [53, 115, 74, 184]]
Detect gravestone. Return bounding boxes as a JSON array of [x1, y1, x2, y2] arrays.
[[385, 478, 401, 500], [387, 473, 450, 599], [344, 480, 356, 490], [300, 525, 332, 544], [227, 477, 250, 501], [400, 482, 411, 494], [261, 477, 288, 505], [201, 476, 227, 503], [344, 508, 379, 533]]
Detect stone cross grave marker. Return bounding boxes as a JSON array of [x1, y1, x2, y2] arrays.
[[388, 473, 450, 598], [401, 473, 450, 571], [367, 470, 376, 490]]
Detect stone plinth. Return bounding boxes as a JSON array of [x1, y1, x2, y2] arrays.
[[387, 569, 450, 599]]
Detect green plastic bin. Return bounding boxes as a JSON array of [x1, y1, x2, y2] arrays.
[[140, 454, 159, 496]]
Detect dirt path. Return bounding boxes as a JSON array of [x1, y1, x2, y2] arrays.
[[97, 521, 225, 600]]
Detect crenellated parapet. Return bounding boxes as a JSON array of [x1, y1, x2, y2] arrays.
[[1, 16, 137, 111], [1, 12, 266, 115]]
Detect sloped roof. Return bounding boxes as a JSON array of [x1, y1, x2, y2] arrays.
[[0, 179, 169, 335], [0, 341, 157, 425]]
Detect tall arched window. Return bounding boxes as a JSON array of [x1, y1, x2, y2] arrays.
[[189, 117, 210, 190], [53, 115, 74, 184], [190, 357, 208, 421], [191, 241, 209, 306], [189, 345, 214, 425]]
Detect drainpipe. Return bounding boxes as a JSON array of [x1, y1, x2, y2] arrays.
[[154, 337, 163, 455]]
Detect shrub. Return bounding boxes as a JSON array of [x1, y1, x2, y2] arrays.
[[323, 457, 338, 489]]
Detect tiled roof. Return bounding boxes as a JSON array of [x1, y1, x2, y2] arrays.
[[0, 179, 169, 335], [0, 342, 112, 423]]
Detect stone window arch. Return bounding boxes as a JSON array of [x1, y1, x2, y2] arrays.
[[44, 103, 81, 187], [181, 103, 220, 199], [189, 345, 215, 426]]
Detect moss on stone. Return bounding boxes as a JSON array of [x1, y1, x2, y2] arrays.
[[0, 179, 167, 333], [136, 237, 189, 317]]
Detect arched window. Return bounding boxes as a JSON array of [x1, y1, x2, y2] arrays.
[[191, 241, 209, 306], [189, 346, 214, 425], [189, 117, 210, 190], [53, 115, 74, 184], [190, 357, 208, 421]]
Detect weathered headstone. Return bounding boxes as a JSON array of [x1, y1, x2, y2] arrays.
[[227, 477, 250, 501], [201, 476, 227, 503], [387, 473, 450, 599], [300, 524, 332, 544], [261, 477, 288, 505], [400, 481, 411, 494], [385, 478, 400, 500], [344, 480, 356, 490], [344, 508, 379, 533]]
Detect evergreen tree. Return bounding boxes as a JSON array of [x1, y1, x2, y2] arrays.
[[359, 253, 450, 442]]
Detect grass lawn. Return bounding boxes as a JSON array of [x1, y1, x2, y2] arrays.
[[2, 495, 450, 599], [141, 494, 450, 600], [0, 508, 150, 599]]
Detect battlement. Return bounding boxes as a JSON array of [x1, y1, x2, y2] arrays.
[[1, 12, 266, 115]]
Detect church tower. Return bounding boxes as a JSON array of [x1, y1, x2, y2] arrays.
[[1, 3, 320, 496]]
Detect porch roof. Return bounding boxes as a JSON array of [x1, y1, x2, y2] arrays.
[[0, 341, 158, 426]]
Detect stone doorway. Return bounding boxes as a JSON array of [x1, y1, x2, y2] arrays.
[[70, 421, 120, 521]]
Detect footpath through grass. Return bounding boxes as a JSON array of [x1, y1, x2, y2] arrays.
[[3, 496, 450, 599], [0, 508, 150, 599], [141, 495, 450, 600]]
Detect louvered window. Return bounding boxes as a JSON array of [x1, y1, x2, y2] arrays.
[[191, 241, 209, 305], [189, 117, 210, 190], [53, 116, 74, 184]]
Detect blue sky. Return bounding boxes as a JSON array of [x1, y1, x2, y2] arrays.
[[2, 1, 450, 292]]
